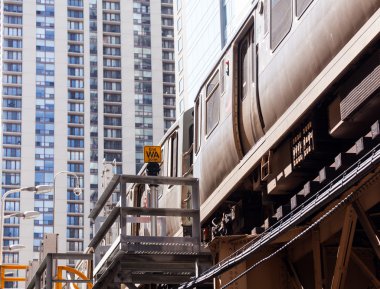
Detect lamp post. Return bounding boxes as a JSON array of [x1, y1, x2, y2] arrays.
[[0, 186, 51, 264], [54, 171, 82, 197]]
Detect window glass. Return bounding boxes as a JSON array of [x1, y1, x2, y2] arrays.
[[194, 96, 201, 153], [270, 0, 292, 49], [296, 0, 313, 17], [240, 40, 248, 99], [170, 133, 178, 177], [206, 71, 220, 135]]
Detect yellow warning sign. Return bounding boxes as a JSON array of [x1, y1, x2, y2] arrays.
[[144, 146, 162, 163]]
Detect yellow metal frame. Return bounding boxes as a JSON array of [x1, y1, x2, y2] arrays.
[[55, 266, 93, 289], [0, 264, 29, 289]]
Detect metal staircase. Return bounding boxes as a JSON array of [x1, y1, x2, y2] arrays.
[[88, 174, 211, 289]]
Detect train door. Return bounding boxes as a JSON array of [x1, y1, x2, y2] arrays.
[[238, 23, 264, 154]]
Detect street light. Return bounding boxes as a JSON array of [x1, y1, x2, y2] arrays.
[[0, 186, 51, 264], [54, 171, 82, 196]]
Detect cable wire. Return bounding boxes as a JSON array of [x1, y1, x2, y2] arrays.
[[220, 173, 375, 289]]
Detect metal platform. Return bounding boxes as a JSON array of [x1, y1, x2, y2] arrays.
[[88, 175, 212, 288]]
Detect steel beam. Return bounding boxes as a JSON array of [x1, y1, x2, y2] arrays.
[[353, 201, 380, 259], [330, 205, 357, 289], [351, 250, 380, 288], [312, 228, 323, 289]]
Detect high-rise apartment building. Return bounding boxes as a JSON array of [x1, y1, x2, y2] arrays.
[[0, 0, 176, 269]]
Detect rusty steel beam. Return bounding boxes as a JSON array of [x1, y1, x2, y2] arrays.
[[312, 228, 323, 289], [330, 205, 357, 289], [351, 251, 380, 288], [353, 201, 380, 259]]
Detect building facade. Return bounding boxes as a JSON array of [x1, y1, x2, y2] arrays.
[[0, 0, 175, 268], [173, 0, 252, 115]]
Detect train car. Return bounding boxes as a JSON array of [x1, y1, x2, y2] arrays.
[[194, 0, 380, 234], [130, 108, 194, 237]]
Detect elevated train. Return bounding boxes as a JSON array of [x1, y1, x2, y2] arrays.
[[132, 0, 380, 238]]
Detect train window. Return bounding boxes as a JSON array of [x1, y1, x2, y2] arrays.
[[195, 96, 201, 153], [220, 60, 225, 95], [206, 71, 220, 135], [270, 0, 292, 50], [296, 0, 313, 17], [239, 39, 249, 100], [169, 132, 178, 177]]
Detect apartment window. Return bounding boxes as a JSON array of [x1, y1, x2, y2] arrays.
[[104, 58, 121, 67], [103, 35, 121, 44], [67, 241, 84, 252], [4, 15, 22, 24], [103, 24, 120, 33], [68, 0, 83, 7], [3, 99, 22, 108], [103, 1, 120, 10], [104, 128, 122, 138], [271, 0, 292, 49], [68, 9, 84, 18], [68, 91, 84, 100], [162, 7, 173, 14], [2, 173, 20, 185], [3, 148, 21, 158], [104, 140, 122, 150], [4, 4, 22, 13], [104, 116, 121, 126], [104, 152, 122, 162], [69, 56, 84, 65], [68, 67, 84, 76], [4, 201, 20, 211], [4, 27, 22, 37], [104, 93, 121, 102], [103, 12, 120, 21], [4, 39, 22, 48], [4, 51, 22, 60], [2, 111, 21, 120], [103, 47, 121, 56], [2, 123, 21, 132], [68, 79, 84, 88], [68, 151, 84, 161], [67, 163, 84, 172], [66, 228, 84, 238], [68, 21, 84, 30], [2, 160, 21, 170], [68, 32, 84, 42], [162, 17, 173, 26], [68, 44, 84, 53], [67, 139, 84, 148], [162, 28, 174, 38]]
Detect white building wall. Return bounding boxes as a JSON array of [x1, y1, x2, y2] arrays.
[[174, 0, 253, 112]]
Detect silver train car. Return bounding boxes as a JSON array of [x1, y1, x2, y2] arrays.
[[130, 108, 193, 237], [194, 0, 379, 232], [132, 0, 380, 237]]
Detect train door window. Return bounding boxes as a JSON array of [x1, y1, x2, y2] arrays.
[[169, 132, 178, 177], [206, 71, 220, 135], [195, 95, 201, 153], [296, 0, 313, 17], [220, 59, 225, 95], [251, 27, 255, 84], [239, 39, 249, 100], [270, 0, 292, 49]]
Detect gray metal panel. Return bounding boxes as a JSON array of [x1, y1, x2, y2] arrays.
[[89, 175, 120, 219]]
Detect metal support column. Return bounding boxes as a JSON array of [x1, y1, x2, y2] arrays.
[[330, 205, 357, 289], [312, 228, 323, 289]]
